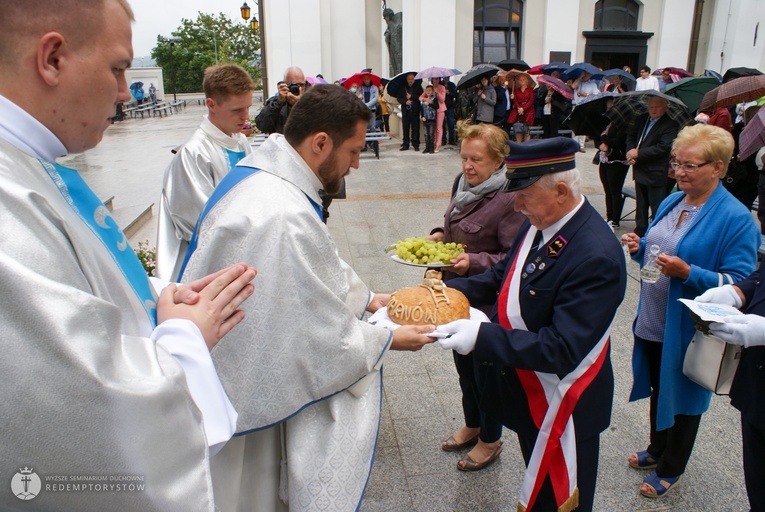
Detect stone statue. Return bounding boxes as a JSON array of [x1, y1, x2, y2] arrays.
[[383, 7, 402, 77]]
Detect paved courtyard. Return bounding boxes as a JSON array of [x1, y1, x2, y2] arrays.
[[66, 98, 752, 511]]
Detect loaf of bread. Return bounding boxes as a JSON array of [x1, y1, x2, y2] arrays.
[[387, 270, 470, 326]]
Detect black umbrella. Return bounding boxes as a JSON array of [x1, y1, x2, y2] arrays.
[[723, 67, 763, 83], [456, 65, 501, 91], [496, 59, 529, 71], [604, 89, 693, 130], [562, 92, 616, 138], [385, 71, 422, 98]]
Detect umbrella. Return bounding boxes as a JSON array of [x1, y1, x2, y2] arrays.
[[739, 105, 765, 160], [527, 63, 547, 75], [496, 59, 529, 71], [657, 67, 693, 78], [342, 71, 382, 89], [385, 71, 422, 97], [698, 75, 765, 112], [455, 64, 501, 91], [536, 75, 574, 101], [723, 67, 763, 83], [605, 89, 693, 130], [703, 69, 723, 83], [542, 62, 569, 75], [562, 62, 604, 81], [415, 66, 458, 80], [306, 76, 328, 85], [129, 81, 143, 90], [663, 76, 721, 113], [602, 69, 636, 84], [563, 91, 616, 138], [502, 69, 536, 88]]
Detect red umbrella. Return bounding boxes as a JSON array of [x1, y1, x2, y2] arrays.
[[657, 67, 693, 78], [536, 75, 574, 101], [527, 64, 547, 75], [739, 105, 765, 160], [343, 72, 382, 89]]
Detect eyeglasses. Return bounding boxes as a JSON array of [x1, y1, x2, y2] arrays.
[[670, 160, 713, 173]]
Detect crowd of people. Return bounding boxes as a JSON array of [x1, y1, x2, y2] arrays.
[[3, 1, 765, 510]]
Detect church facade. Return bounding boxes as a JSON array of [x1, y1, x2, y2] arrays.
[[258, 0, 765, 94]]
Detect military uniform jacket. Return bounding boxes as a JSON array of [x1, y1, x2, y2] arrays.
[[448, 199, 627, 441]]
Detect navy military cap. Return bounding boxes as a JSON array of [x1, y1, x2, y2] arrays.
[[502, 137, 580, 192]]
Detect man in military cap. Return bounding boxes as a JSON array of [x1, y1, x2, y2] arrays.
[[435, 137, 627, 512]]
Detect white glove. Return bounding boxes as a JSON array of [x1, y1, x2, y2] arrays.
[[709, 314, 765, 347], [436, 319, 482, 355], [694, 285, 742, 308]]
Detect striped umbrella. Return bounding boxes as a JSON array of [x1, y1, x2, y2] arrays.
[[698, 75, 765, 112], [536, 75, 574, 101], [739, 105, 765, 160]]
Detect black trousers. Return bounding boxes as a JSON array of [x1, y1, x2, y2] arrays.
[[517, 433, 600, 512], [599, 162, 629, 223], [541, 114, 560, 139], [635, 181, 668, 236], [401, 108, 420, 148], [453, 351, 502, 443], [742, 415, 765, 512], [442, 108, 456, 144], [422, 121, 435, 152], [643, 338, 702, 477]]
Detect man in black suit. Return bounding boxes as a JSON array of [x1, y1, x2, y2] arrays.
[[436, 138, 627, 512], [700, 271, 765, 512], [396, 72, 423, 151], [625, 96, 679, 236]]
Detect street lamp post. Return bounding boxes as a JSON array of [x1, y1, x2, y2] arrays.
[[240, 1, 268, 97], [166, 37, 182, 102]]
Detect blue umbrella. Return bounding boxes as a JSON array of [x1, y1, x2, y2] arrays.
[[129, 81, 144, 90], [602, 69, 636, 84], [542, 62, 569, 75], [562, 63, 604, 81], [703, 69, 723, 83]]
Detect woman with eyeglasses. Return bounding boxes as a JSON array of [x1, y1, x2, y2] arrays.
[[620, 124, 760, 499]]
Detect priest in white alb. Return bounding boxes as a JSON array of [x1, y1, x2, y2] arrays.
[[180, 85, 436, 511]]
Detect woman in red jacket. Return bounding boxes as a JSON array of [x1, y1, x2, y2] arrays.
[[506, 73, 535, 143]]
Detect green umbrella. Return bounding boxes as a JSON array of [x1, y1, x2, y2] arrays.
[[663, 76, 721, 113]]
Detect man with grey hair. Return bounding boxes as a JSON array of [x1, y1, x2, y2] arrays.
[[255, 66, 306, 135], [434, 137, 627, 512], [0, 0, 256, 509], [626, 95, 679, 236]]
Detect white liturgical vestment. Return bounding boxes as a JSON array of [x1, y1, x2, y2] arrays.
[[181, 134, 392, 512], [156, 116, 251, 281], [0, 94, 236, 511]]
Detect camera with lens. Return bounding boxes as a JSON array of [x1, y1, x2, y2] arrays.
[[287, 82, 302, 95]]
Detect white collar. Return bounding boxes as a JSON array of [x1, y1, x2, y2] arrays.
[[539, 195, 585, 245], [272, 134, 323, 193], [200, 116, 246, 151], [0, 94, 67, 161]]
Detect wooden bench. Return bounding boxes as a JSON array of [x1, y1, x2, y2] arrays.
[[152, 102, 174, 117], [507, 126, 573, 139], [250, 133, 268, 149], [133, 104, 154, 119], [171, 100, 187, 112], [365, 131, 391, 159]]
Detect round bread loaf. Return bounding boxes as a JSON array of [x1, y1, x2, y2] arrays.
[[387, 271, 470, 325]]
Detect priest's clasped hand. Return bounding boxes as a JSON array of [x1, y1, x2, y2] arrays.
[[158, 263, 257, 351], [709, 314, 765, 348], [435, 319, 483, 355]]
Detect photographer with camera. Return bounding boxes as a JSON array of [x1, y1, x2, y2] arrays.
[[255, 66, 306, 135]]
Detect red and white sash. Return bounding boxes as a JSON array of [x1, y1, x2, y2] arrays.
[[497, 228, 611, 512]]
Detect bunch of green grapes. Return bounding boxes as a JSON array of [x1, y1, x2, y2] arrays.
[[393, 237, 464, 265]]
